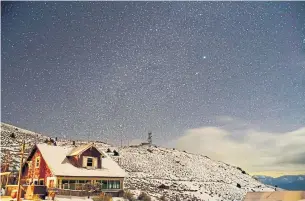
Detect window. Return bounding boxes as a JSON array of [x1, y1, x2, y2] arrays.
[[33, 179, 38, 185], [107, 181, 120, 189], [48, 180, 54, 188], [101, 180, 107, 189], [62, 180, 69, 189], [114, 181, 120, 189], [35, 157, 40, 168], [108, 181, 113, 189], [69, 180, 76, 190], [87, 157, 93, 167], [39, 179, 44, 185], [27, 162, 32, 177]]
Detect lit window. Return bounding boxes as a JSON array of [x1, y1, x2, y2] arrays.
[[115, 181, 120, 189], [107, 181, 120, 189], [87, 158, 93, 167]]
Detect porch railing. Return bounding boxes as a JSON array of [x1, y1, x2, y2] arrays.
[[48, 188, 102, 197], [60, 183, 120, 191]]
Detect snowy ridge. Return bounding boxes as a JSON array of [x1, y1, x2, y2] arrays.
[[104, 145, 274, 201], [0, 123, 274, 201]]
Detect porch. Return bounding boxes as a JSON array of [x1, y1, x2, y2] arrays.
[[48, 187, 123, 197], [5, 184, 47, 198], [60, 180, 121, 191]]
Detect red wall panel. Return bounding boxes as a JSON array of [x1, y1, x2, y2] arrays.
[[22, 147, 53, 184]]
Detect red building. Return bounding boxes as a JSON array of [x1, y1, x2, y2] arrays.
[[21, 143, 126, 196]]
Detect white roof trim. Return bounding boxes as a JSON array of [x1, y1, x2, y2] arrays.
[[67, 143, 103, 157]]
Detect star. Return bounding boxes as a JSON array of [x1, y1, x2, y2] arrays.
[[1, 1, 304, 152]]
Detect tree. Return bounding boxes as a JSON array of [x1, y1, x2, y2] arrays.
[[138, 192, 151, 201], [113, 150, 119, 156], [123, 190, 135, 201]]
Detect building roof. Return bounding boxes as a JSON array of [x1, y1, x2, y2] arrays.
[[243, 191, 305, 201], [67, 143, 102, 156], [36, 144, 127, 178]]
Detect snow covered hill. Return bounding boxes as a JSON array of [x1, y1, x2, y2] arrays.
[[0, 122, 275, 201], [107, 145, 275, 201], [1, 123, 49, 170]]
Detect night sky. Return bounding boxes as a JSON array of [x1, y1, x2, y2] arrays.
[[2, 2, 305, 150]]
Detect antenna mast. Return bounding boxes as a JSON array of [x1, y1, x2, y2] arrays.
[[148, 131, 152, 146]]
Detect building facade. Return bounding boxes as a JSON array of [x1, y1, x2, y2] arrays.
[[21, 143, 126, 196]]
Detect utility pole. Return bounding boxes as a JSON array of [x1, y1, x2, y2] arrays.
[[17, 140, 25, 201], [119, 124, 123, 148]]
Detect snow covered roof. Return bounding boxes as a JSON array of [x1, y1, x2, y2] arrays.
[[67, 143, 101, 156], [36, 144, 127, 178]]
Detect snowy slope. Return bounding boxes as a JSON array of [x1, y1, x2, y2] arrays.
[[0, 123, 49, 170], [102, 145, 275, 201], [1, 123, 275, 201]]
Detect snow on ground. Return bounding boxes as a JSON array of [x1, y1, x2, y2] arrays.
[[54, 196, 93, 201], [96, 145, 275, 201], [1, 123, 275, 201]]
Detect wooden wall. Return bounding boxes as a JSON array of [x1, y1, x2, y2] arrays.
[[67, 146, 102, 168], [21, 148, 53, 185]]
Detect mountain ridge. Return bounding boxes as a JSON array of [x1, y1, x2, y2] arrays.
[[252, 175, 305, 190]]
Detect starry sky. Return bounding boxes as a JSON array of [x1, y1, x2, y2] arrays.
[[1, 1, 305, 163]]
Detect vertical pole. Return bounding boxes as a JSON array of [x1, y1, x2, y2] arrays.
[[17, 141, 25, 201], [5, 174, 9, 195]]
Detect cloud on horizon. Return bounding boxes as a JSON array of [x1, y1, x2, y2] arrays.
[[170, 116, 305, 173]]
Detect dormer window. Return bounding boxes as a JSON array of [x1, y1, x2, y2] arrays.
[[87, 157, 93, 167], [67, 143, 103, 169], [83, 156, 97, 168]]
